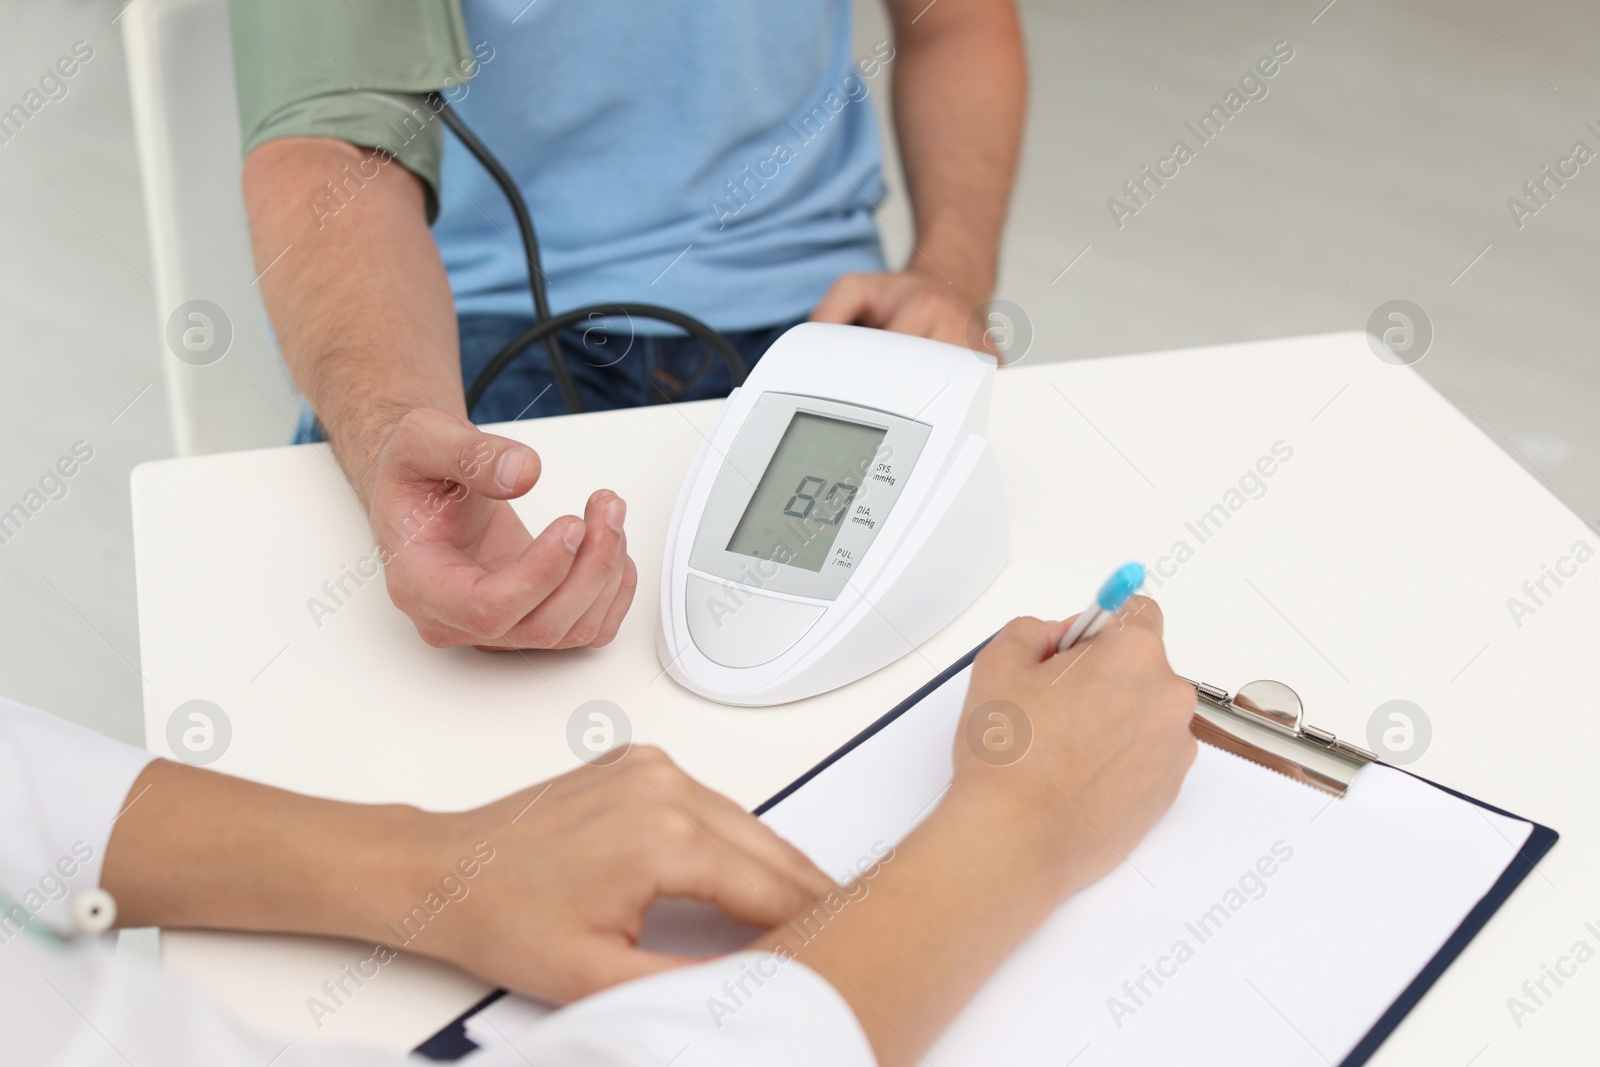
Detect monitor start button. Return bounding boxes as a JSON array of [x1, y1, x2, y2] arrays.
[[685, 573, 825, 668]]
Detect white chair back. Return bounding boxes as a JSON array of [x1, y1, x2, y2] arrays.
[[122, 0, 297, 455]]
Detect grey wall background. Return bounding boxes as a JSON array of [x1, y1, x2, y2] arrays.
[[2, 0, 1596, 746]]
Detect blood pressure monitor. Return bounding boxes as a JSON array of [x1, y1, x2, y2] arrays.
[[657, 323, 1008, 705]]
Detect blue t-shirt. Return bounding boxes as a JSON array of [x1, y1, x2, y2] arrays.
[[433, 0, 888, 333]]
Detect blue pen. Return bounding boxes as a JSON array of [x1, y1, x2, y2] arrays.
[[1057, 562, 1147, 653]]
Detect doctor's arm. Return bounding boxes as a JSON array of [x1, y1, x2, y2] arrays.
[[749, 602, 1197, 1067], [98, 742, 831, 1007], [811, 0, 1027, 350], [1, 702, 865, 1067], [2, 600, 1190, 1064], [240, 137, 636, 652]]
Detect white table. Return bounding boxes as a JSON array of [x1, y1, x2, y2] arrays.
[[133, 333, 1598, 1062]]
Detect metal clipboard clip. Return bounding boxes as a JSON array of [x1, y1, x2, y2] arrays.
[[1183, 677, 1377, 798]]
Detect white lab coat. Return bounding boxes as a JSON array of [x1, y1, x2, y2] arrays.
[[0, 697, 876, 1066]]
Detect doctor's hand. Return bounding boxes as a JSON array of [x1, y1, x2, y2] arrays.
[[951, 601, 1198, 897], [810, 268, 993, 354], [103, 747, 832, 1010], [366, 407, 637, 650], [425, 746, 835, 1004], [752, 603, 1196, 1067]]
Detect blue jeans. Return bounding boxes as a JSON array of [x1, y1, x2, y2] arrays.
[[294, 315, 800, 442]]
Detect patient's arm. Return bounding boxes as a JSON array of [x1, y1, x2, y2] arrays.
[[242, 139, 636, 653], [750, 601, 1198, 1067]]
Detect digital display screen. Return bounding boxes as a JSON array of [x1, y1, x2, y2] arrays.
[[726, 412, 886, 572]]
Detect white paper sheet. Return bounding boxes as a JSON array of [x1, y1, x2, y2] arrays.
[[471, 665, 1535, 1065]]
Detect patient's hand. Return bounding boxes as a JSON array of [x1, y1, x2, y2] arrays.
[[810, 268, 985, 353], [368, 408, 637, 650]]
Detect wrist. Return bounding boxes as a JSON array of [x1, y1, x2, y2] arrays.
[[943, 771, 1097, 900], [907, 230, 996, 310], [337, 804, 463, 947], [323, 396, 415, 509], [301, 352, 464, 510], [346, 807, 503, 966]]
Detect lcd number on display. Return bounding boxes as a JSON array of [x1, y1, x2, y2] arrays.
[[726, 412, 888, 572]]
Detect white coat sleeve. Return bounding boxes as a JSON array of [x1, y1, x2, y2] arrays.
[[473, 951, 878, 1066], [0, 696, 155, 938], [6, 933, 877, 1067]]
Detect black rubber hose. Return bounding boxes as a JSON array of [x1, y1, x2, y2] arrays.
[[430, 93, 751, 420], [466, 302, 748, 418], [428, 93, 584, 414]]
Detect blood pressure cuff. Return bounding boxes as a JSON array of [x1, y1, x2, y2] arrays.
[[227, 0, 477, 221]]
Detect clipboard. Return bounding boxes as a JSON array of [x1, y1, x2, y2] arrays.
[[418, 637, 1558, 1064]]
